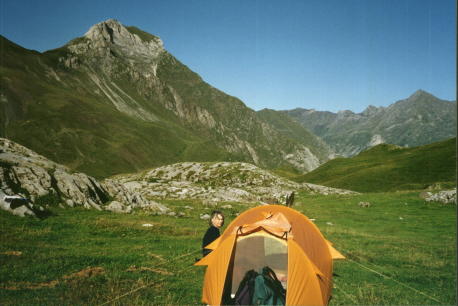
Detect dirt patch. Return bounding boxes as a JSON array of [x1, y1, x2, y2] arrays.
[[1, 266, 105, 290], [126, 265, 173, 275], [1, 280, 59, 290], [62, 266, 105, 281], [0, 251, 22, 256], [148, 253, 165, 261]]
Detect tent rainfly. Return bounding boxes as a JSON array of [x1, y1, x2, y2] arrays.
[[195, 205, 345, 305]]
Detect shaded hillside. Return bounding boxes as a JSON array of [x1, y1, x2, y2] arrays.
[[0, 19, 331, 178], [283, 90, 456, 157], [256, 109, 334, 171], [297, 138, 456, 192]]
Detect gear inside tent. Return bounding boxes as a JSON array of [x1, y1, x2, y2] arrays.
[[195, 205, 345, 305]]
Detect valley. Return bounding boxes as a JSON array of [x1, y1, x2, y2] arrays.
[[0, 18, 456, 306]]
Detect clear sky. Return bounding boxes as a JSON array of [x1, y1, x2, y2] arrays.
[[1, 0, 456, 113]]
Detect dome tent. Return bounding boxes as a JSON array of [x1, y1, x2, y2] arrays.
[[195, 205, 345, 305]]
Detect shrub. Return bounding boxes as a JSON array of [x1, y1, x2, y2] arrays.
[[34, 192, 61, 207]]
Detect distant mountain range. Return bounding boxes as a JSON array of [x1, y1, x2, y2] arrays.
[[0, 19, 455, 178], [281, 90, 456, 157], [0, 19, 331, 178]]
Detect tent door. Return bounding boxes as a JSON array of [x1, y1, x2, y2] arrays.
[[227, 231, 288, 297]]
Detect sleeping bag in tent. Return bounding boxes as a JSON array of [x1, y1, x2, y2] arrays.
[[195, 204, 345, 306]]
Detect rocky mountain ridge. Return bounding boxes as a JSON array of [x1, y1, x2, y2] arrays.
[[1, 19, 331, 178], [282, 90, 456, 157]]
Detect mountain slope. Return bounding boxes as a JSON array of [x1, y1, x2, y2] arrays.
[[256, 108, 334, 171], [0, 19, 331, 178], [297, 138, 456, 192], [283, 90, 456, 157]]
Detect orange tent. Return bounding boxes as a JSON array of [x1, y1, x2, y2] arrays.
[[195, 205, 345, 305]]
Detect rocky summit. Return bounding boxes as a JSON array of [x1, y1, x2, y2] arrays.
[[0, 19, 331, 178]]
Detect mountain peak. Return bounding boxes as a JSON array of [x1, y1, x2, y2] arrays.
[[361, 105, 383, 116], [84, 19, 125, 42], [336, 109, 355, 116], [409, 89, 435, 100], [75, 19, 164, 59]]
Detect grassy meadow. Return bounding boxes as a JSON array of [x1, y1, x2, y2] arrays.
[[0, 190, 455, 305]]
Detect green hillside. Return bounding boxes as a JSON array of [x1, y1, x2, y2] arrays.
[[297, 138, 456, 192], [0, 36, 219, 178]]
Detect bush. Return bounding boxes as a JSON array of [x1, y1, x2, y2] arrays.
[[34, 192, 61, 207]]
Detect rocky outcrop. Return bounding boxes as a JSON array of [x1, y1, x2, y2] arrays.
[[113, 161, 357, 205], [283, 146, 321, 173], [0, 138, 357, 218], [421, 190, 456, 204], [0, 192, 39, 217], [0, 138, 168, 217], [83, 19, 164, 60]]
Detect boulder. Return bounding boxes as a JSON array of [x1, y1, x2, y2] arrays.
[[105, 201, 132, 213], [424, 190, 456, 204], [200, 213, 211, 220], [419, 191, 432, 199], [358, 201, 371, 207]]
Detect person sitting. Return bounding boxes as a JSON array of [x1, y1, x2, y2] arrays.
[[202, 210, 224, 257]]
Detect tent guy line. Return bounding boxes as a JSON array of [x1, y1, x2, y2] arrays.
[[330, 281, 358, 304], [100, 218, 443, 305], [344, 256, 444, 304], [98, 249, 201, 306]]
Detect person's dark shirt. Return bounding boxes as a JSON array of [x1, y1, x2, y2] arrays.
[[202, 225, 220, 256]]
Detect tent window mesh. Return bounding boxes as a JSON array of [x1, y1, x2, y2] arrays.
[[230, 231, 288, 295]]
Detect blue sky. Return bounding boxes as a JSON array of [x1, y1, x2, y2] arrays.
[[1, 0, 455, 112]]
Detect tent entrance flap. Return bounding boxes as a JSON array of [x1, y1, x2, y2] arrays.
[[229, 231, 288, 295]]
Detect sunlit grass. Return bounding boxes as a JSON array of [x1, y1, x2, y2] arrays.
[[0, 191, 455, 305], [297, 138, 456, 192]]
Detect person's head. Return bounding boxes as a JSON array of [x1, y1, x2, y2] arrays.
[[210, 210, 224, 228]]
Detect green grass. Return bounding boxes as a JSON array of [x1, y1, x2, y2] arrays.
[[296, 191, 456, 305], [297, 138, 456, 192], [0, 191, 455, 305]]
